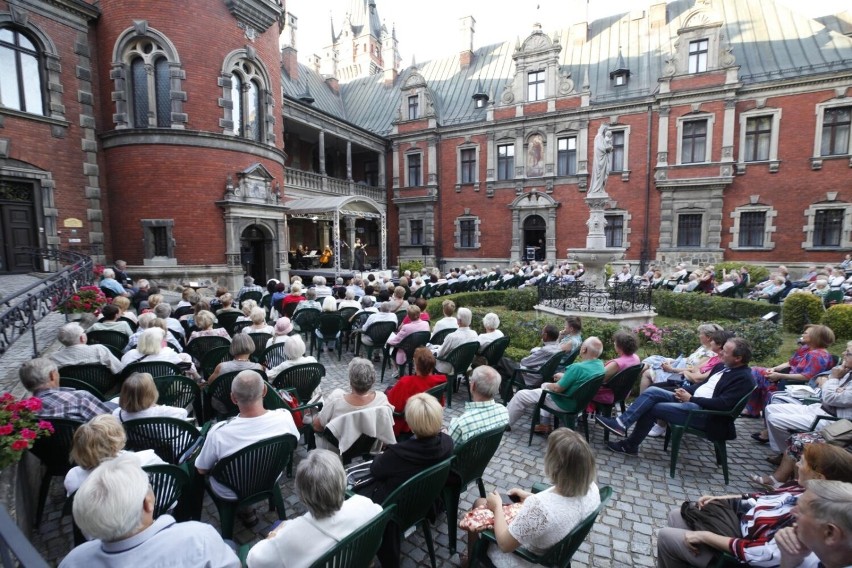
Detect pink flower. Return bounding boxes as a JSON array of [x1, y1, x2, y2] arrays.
[[0, 425, 13, 436], [20, 428, 37, 440], [11, 440, 29, 452]]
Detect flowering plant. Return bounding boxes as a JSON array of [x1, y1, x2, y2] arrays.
[[0, 393, 53, 470], [634, 323, 664, 346], [58, 285, 109, 314]]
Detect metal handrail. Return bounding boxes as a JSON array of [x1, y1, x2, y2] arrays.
[[0, 505, 49, 568], [0, 247, 94, 358]]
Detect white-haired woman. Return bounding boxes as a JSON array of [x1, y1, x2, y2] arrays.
[[121, 327, 198, 379], [246, 450, 382, 568]]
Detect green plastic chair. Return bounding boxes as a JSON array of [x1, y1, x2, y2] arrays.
[[480, 336, 511, 368], [122, 417, 204, 465], [528, 374, 605, 445], [355, 320, 397, 362], [436, 341, 481, 408], [185, 335, 231, 364], [153, 375, 202, 420], [120, 360, 183, 381], [428, 327, 454, 346], [663, 386, 756, 484], [206, 434, 297, 539], [59, 377, 106, 401], [592, 364, 643, 442], [471, 486, 613, 568], [502, 351, 564, 404], [381, 457, 454, 568], [314, 313, 345, 361], [29, 418, 83, 525], [143, 463, 190, 518], [271, 362, 325, 403], [58, 364, 119, 398], [382, 331, 431, 382], [86, 329, 129, 351], [443, 427, 506, 554], [200, 346, 233, 379], [216, 312, 242, 337]]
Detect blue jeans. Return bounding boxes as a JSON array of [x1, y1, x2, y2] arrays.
[[620, 387, 705, 449]]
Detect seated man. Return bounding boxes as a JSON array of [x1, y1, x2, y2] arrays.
[[498, 324, 561, 387], [49, 323, 124, 374], [448, 366, 509, 444], [20, 358, 112, 421], [195, 370, 300, 525], [506, 338, 605, 431], [435, 308, 478, 374], [597, 337, 754, 456], [60, 454, 239, 568], [99, 268, 129, 298], [774, 480, 852, 568]]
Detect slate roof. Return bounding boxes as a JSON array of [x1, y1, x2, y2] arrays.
[[283, 0, 852, 136]]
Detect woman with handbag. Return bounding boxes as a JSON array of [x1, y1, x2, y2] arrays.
[[656, 443, 852, 568]]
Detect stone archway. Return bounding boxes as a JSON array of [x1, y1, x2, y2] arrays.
[[509, 190, 560, 263]]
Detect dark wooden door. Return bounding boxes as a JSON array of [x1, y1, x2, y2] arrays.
[[0, 202, 36, 273]]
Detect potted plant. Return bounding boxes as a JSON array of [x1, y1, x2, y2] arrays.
[[0, 393, 53, 471], [58, 285, 109, 320]]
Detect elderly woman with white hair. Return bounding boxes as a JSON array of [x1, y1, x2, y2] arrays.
[[121, 327, 198, 379], [477, 312, 504, 351], [245, 450, 382, 568]]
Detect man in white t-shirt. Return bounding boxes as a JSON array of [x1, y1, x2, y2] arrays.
[[196, 371, 299, 523]]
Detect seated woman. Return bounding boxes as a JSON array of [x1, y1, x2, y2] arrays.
[[656, 443, 852, 568], [312, 357, 390, 440], [477, 312, 504, 351], [265, 317, 293, 348], [639, 323, 722, 392], [468, 428, 600, 566], [386, 348, 447, 437], [207, 333, 264, 384], [385, 305, 430, 379], [186, 310, 230, 344], [64, 414, 164, 496], [357, 393, 453, 567], [121, 327, 198, 379], [743, 324, 835, 418], [112, 372, 189, 422], [245, 449, 382, 568], [241, 307, 274, 335], [266, 335, 317, 380], [89, 304, 133, 336]]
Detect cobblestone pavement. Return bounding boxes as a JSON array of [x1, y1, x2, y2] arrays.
[[24, 338, 774, 567]]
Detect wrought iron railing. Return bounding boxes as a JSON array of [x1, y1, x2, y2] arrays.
[[537, 280, 653, 314], [0, 247, 94, 358], [0, 505, 48, 567]]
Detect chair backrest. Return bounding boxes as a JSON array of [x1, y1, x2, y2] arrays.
[[216, 312, 242, 336], [152, 375, 201, 418], [87, 329, 129, 350], [123, 417, 201, 464], [537, 486, 613, 568], [381, 457, 453, 530], [271, 362, 326, 403], [429, 327, 454, 346], [58, 364, 118, 396], [120, 360, 183, 381], [240, 291, 263, 306], [205, 369, 269, 420], [309, 506, 395, 568], [200, 345, 233, 378], [481, 336, 511, 367], [29, 418, 83, 475], [209, 434, 297, 501], [441, 341, 481, 377], [365, 321, 397, 346], [605, 364, 643, 405], [317, 313, 345, 337], [247, 333, 273, 360], [552, 374, 605, 414], [185, 335, 231, 362], [451, 427, 505, 488], [257, 341, 285, 368]]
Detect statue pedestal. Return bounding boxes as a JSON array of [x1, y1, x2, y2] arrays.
[[567, 247, 625, 289]]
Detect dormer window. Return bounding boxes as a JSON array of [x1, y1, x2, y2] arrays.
[[527, 70, 545, 102], [408, 95, 419, 120], [688, 39, 709, 73]]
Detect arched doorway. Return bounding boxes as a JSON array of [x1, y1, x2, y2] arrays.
[[523, 215, 546, 261], [240, 224, 273, 284]]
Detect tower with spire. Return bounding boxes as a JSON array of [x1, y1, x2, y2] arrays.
[[318, 0, 399, 82]]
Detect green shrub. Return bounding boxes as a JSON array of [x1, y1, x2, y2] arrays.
[[652, 290, 777, 320], [398, 260, 424, 274], [713, 262, 770, 287], [781, 293, 824, 333], [728, 319, 783, 363], [822, 304, 852, 340]]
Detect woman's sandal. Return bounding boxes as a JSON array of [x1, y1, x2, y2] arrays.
[[749, 474, 782, 490]]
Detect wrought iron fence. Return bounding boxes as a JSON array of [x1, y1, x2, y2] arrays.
[[537, 280, 653, 314], [0, 247, 94, 358]]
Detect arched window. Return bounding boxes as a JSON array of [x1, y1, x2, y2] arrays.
[[230, 61, 265, 141], [125, 38, 171, 127], [0, 27, 44, 115]]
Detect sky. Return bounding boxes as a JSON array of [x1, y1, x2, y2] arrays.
[[286, 0, 850, 65]]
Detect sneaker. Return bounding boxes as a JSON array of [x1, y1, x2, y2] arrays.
[[648, 423, 667, 437], [595, 415, 627, 437], [606, 440, 638, 456]]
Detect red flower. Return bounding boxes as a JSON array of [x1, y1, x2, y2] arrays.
[[11, 440, 29, 452], [20, 428, 36, 440], [0, 425, 13, 436]]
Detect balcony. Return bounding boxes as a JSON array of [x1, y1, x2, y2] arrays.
[[285, 168, 386, 204]]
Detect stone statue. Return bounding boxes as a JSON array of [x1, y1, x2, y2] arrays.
[[588, 124, 612, 195]]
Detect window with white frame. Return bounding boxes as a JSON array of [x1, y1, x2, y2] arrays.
[[410, 219, 423, 245], [730, 204, 777, 250], [802, 202, 852, 250], [406, 153, 422, 187], [557, 136, 577, 176], [677, 213, 703, 247], [497, 144, 514, 180], [527, 70, 545, 102], [408, 95, 419, 120], [681, 119, 708, 164], [604, 214, 624, 247], [610, 130, 626, 172], [456, 217, 479, 249], [0, 27, 44, 115], [688, 39, 708, 73], [820, 106, 851, 157], [460, 148, 476, 184]]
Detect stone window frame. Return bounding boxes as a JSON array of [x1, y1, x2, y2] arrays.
[[802, 198, 852, 250], [811, 100, 852, 169], [728, 202, 777, 251], [603, 207, 632, 249], [218, 48, 275, 144], [111, 22, 186, 130], [737, 107, 782, 174], [0, 15, 65, 122], [455, 212, 481, 250], [405, 151, 422, 187], [141, 219, 175, 260], [676, 113, 715, 165], [457, 143, 479, 186]]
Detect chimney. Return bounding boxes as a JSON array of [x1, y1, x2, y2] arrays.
[[649, 2, 667, 29], [280, 12, 298, 81], [459, 16, 475, 69]]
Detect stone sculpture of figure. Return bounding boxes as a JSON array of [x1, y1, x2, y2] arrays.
[[588, 124, 613, 195]]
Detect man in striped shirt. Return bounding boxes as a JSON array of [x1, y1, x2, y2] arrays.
[[448, 365, 508, 444]]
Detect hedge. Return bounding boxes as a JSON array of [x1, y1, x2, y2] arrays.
[[651, 290, 778, 320]]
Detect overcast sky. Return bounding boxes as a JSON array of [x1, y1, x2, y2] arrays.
[[286, 0, 849, 65]]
